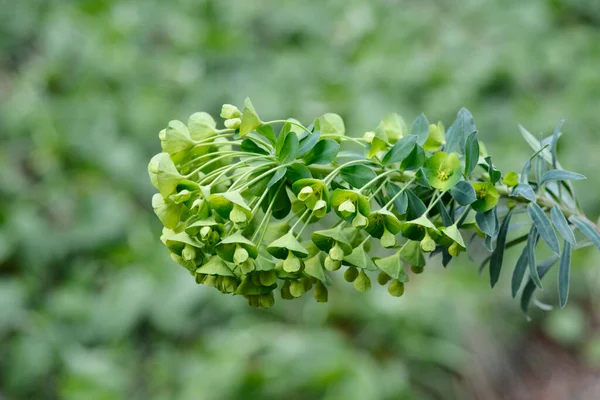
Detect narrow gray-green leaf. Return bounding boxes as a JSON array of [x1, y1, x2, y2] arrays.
[[464, 131, 479, 177], [527, 226, 542, 289], [410, 113, 429, 145], [385, 183, 408, 215], [450, 181, 476, 206], [558, 240, 572, 309], [302, 139, 339, 165], [528, 203, 560, 255], [550, 120, 564, 169], [511, 244, 529, 298], [485, 156, 501, 184], [550, 205, 576, 245], [490, 209, 514, 288], [570, 216, 600, 251], [539, 170, 586, 186], [445, 108, 475, 153], [521, 254, 559, 317], [401, 144, 426, 170], [511, 183, 536, 202]]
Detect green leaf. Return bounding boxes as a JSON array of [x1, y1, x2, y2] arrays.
[[410, 113, 429, 145], [304, 254, 330, 284], [527, 226, 543, 289], [384, 182, 408, 215], [241, 137, 270, 155], [550, 120, 564, 169], [539, 170, 586, 186], [437, 202, 454, 227], [550, 205, 576, 245], [518, 124, 553, 165], [382, 135, 417, 165], [240, 98, 263, 137], [450, 181, 476, 206], [188, 112, 217, 141], [569, 216, 600, 251], [271, 184, 291, 219], [266, 167, 287, 188], [286, 163, 312, 184], [256, 125, 277, 146], [196, 256, 235, 277], [380, 113, 408, 143], [490, 209, 514, 288], [441, 224, 465, 248], [406, 189, 427, 219], [343, 245, 378, 271], [297, 130, 321, 155], [528, 202, 560, 255], [464, 131, 479, 177], [445, 108, 475, 154], [340, 165, 377, 188], [278, 131, 299, 164], [521, 254, 559, 317], [152, 194, 183, 229], [511, 243, 530, 298], [400, 144, 425, 170], [511, 184, 536, 202], [406, 214, 440, 233], [485, 156, 501, 184], [302, 139, 340, 165], [558, 240, 572, 308]]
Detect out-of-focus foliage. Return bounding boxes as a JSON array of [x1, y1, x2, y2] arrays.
[[1, 0, 600, 399]]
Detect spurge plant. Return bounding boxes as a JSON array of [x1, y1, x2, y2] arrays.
[[148, 98, 600, 315]]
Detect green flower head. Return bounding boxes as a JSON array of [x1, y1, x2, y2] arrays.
[[215, 232, 258, 265], [471, 182, 499, 212], [292, 178, 330, 215], [311, 227, 353, 261], [185, 218, 225, 247], [423, 152, 462, 191], [208, 191, 252, 228], [365, 209, 402, 248], [330, 189, 370, 228]]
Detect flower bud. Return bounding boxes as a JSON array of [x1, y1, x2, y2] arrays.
[[240, 259, 255, 275], [329, 243, 345, 262], [283, 251, 302, 273], [352, 212, 368, 229], [411, 265, 424, 274], [298, 186, 314, 202], [259, 270, 277, 286], [388, 280, 405, 297], [380, 228, 396, 248], [182, 244, 196, 262], [233, 245, 249, 265], [220, 104, 242, 119], [172, 190, 191, 204], [338, 199, 356, 218], [230, 203, 248, 227], [344, 266, 359, 282], [324, 255, 341, 271], [313, 199, 328, 219], [377, 271, 391, 285], [224, 118, 242, 130], [220, 276, 238, 294], [420, 232, 436, 253], [258, 292, 275, 308], [247, 295, 259, 308], [289, 280, 306, 298], [303, 278, 313, 292], [281, 280, 294, 300], [353, 270, 371, 292], [363, 131, 376, 143], [313, 281, 328, 303], [448, 242, 463, 257]]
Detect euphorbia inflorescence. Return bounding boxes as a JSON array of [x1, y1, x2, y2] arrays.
[[149, 98, 600, 315]]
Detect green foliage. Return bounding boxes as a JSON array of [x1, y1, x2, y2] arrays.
[[149, 99, 599, 312]]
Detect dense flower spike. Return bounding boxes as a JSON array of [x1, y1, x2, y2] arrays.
[[149, 99, 599, 313]]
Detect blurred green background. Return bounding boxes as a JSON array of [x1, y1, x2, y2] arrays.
[[2, 0, 600, 399]]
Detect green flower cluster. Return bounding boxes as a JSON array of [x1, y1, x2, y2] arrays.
[[149, 99, 598, 312]]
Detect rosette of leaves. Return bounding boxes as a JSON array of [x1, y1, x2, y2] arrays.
[[147, 99, 600, 312]]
